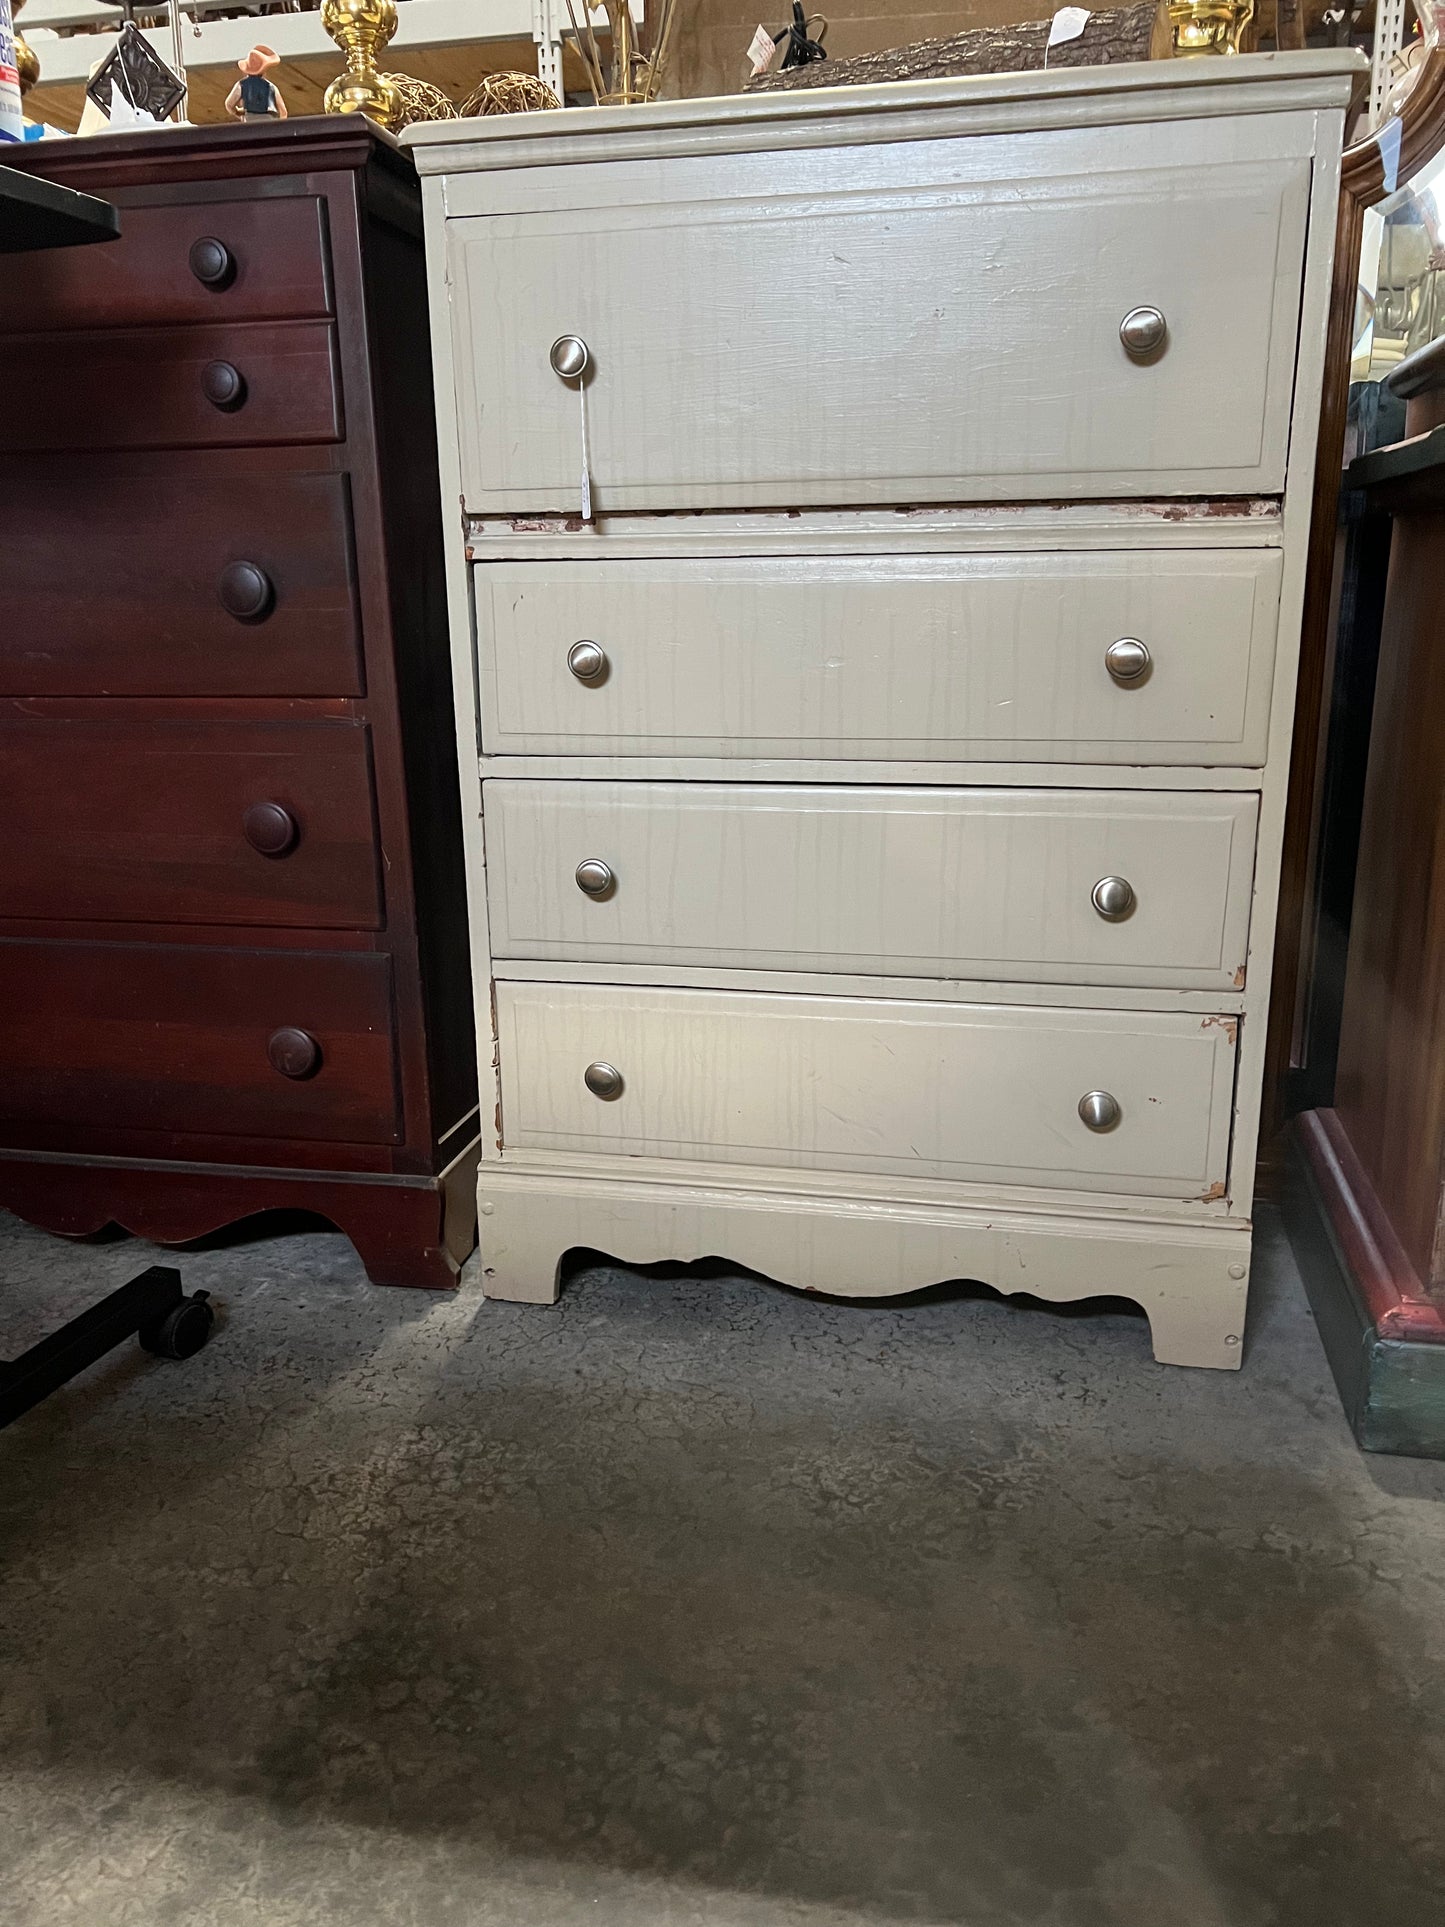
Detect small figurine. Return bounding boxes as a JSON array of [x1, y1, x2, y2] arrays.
[[225, 45, 286, 122]]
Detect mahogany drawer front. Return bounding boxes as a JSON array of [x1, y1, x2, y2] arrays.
[[4, 474, 361, 698], [0, 194, 332, 334], [485, 781, 1258, 991], [477, 551, 1282, 765], [0, 942, 400, 1145], [0, 718, 380, 930], [448, 114, 1310, 511], [2, 321, 342, 454], [496, 984, 1237, 1200]]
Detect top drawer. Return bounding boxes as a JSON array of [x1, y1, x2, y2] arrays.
[[447, 114, 1313, 513], [0, 195, 333, 334]]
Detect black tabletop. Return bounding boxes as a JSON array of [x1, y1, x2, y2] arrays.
[[0, 156, 120, 254]]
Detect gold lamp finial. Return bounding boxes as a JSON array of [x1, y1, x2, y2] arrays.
[[14, 0, 41, 94], [320, 0, 402, 128]]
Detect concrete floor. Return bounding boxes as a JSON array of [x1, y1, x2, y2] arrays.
[[1, 1203, 1443, 1927]]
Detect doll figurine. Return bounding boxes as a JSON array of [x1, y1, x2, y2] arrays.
[[225, 45, 286, 121]]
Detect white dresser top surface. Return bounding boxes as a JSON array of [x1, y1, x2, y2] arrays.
[[404, 48, 1367, 174]]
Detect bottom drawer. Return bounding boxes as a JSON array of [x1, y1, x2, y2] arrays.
[[0, 941, 400, 1145], [497, 984, 1237, 1201]]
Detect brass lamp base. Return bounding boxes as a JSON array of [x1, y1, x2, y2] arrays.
[[323, 69, 403, 124], [320, 0, 401, 129], [1169, 0, 1256, 53]]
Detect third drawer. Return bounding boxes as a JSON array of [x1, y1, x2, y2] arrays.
[[476, 550, 1282, 765], [0, 716, 380, 929], [485, 781, 1259, 991]]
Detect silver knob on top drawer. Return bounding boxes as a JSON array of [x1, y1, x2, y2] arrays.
[[567, 640, 608, 683], [1120, 306, 1167, 358], [584, 1061, 624, 1100], [1078, 1090, 1121, 1132], [1104, 637, 1151, 683], [576, 859, 615, 897], [550, 334, 591, 380], [1091, 876, 1136, 921]]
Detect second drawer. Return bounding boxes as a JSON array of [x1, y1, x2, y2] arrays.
[[3, 320, 341, 454], [485, 782, 1259, 990], [477, 551, 1282, 766]]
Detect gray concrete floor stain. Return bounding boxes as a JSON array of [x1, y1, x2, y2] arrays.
[[1, 1203, 1443, 1926]]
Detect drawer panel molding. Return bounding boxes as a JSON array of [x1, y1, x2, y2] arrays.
[[496, 983, 1238, 1200], [4, 474, 361, 697], [0, 194, 333, 333], [450, 119, 1310, 511], [3, 321, 343, 453], [0, 718, 381, 930], [478, 550, 1282, 764], [485, 781, 1260, 990], [0, 942, 401, 1145]]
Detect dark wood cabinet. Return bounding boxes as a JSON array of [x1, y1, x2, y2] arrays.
[[1286, 332, 1445, 1454], [0, 119, 477, 1288]]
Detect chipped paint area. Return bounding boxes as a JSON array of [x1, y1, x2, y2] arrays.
[[463, 497, 1282, 542], [1202, 1015, 1240, 1045]]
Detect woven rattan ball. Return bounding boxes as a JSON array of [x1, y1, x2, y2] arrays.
[[382, 74, 460, 131], [460, 71, 561, 117]]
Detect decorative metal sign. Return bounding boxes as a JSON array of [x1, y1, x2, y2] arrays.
[[85, 18, 186, 124]]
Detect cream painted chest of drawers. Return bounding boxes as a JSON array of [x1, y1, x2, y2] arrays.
[[408, 51, 1362, 1368]]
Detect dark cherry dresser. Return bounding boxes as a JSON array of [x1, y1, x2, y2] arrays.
[[1286, 332, 1445, 1455], [0, 119, 478, 1288]]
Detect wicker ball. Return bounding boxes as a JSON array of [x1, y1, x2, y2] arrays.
[[460, 71, 561, 118], [382, 74, 460, 131]]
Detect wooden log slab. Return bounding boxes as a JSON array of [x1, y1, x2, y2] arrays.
[[748, 1, 1174, 92]]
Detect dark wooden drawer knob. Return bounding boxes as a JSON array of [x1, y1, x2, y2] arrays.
[[217, 560, 275, 622], [201, 360, 246, 411], [243, 801, 298, 857], [189, 237, 236, 289], [268, 1027, 321, 1080]]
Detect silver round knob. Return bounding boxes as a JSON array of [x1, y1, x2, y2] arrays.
[[1091, 876, 1136, 921], [1105, 637, 1151, 684], [1120, 306, 1167, 358], [584, 1061, 623, 1100], [567, 640, 608, 683], [550, 334, 591, 380], [1078, 1090, 1122, 1132], [575, 859, 615, 897]]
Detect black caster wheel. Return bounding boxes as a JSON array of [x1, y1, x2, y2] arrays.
[[139, 1290, 215, 1361]]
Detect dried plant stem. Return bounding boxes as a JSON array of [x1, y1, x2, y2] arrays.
[[563, 0, 606, 100], [643, 0, 680, 98]]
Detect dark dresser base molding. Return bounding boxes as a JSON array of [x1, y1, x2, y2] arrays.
[[1283, 1109, 1445, 1458], [0, 1147, 479, 1293]]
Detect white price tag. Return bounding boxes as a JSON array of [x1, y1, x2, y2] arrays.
[[1044, 6, 1091, 63], [1377, 115, 1403, 196], [577, 382, 593, 525], [746, 24, 777, 77]]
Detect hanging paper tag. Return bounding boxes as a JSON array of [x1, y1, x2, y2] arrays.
[[1043, 6, 1091, 65], [1376, 115, 1403, 196], [578, 383, 593, 524], [746, 24, 777, 77]]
